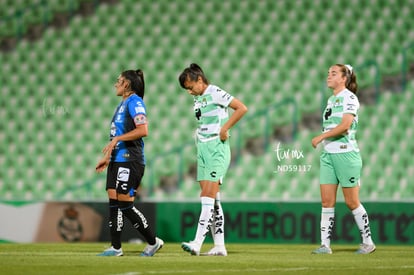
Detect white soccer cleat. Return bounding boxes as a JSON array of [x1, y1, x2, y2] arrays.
[[206, 245, 227, 256], [181, 241, 201, 256], [355, 243, 376, 254], [311, 245, 332, 254], [140, 237, 164, 257]]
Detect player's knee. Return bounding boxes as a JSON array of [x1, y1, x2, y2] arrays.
[[345, 200, 360, 210], [321, 197, 336, 208]]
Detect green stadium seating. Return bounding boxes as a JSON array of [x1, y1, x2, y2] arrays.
[[1, 0, 414, 201]]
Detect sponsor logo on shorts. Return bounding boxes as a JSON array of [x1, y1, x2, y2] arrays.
[[120, 183, 128, 191], [117, 167, 130, 182]]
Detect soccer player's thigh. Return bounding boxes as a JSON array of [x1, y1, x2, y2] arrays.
[[208, 139, 230, 183], [334, 151, 362, 188], [106, 162, 117, 190], [319, 152, 338, 184], [115, 162, 144, 200], [196, 143, 208, 183], [319, 152, 339, 205]]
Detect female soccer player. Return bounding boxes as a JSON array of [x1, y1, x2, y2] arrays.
[[96, 69, 163, 256], [178, 63, 247, 256], [311, 64, 375, 254]]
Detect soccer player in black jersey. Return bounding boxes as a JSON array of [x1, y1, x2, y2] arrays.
[[96, 69, 163, 256]]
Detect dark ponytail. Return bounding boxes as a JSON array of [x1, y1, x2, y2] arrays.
[[134, 69, 145, 99], [122, 69, 145, 98], [178, 63, 209, 88]]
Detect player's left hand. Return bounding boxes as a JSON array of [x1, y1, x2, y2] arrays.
[[311, 136, 323, 148], [102, 139, 118, 155], [95, 158, 109, 172], [220, 128, 229, 141]]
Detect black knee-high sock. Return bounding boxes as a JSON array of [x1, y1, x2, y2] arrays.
[[109, 199, 123, 249], [119, 201, 156, 245]]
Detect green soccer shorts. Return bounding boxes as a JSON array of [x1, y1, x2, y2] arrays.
[[319, 151, 362, 187], [196, 138, 231, 183]]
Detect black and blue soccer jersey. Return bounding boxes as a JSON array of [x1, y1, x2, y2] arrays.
[[109, 94, 147, 164]]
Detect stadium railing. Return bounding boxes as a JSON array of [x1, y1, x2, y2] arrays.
[[401, 42, 414, 92]]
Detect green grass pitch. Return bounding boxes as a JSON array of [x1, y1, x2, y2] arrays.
[[0, 243, 413, 274]]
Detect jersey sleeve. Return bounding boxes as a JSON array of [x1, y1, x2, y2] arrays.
[[343, 92, 359, 116], [128, 96, 147, 126], [211, 87, 234, 107]]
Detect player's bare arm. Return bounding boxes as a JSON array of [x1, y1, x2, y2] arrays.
[[219, 98, 247, 141], [311, 114, 354, 148]]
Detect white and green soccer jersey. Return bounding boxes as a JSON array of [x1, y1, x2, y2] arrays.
[[193, 85, 234, 142], [322, 89, 360, 153]]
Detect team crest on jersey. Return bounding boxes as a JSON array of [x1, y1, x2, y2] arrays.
[[201, 98, 207, 108], [194, 97, 207, 109], [332, 99, 342, 108]]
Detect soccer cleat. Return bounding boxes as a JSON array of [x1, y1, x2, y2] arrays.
[[97, 246, 123, 256], [355, 243, 376, 254], [140, 237, 164, 257], [205, 245, 227, 256], [181, 241, 201, 256], [311, 245, 332, 254]]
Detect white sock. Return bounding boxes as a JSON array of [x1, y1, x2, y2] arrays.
[[194, 197, 215, 246], [211, 192, 225, 246], [352, 204, 374, 245], [320, 207, 335, 247]]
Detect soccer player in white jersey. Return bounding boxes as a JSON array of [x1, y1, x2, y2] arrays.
[[178, 63, 247, 256], [311, 64, 375, 254]]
